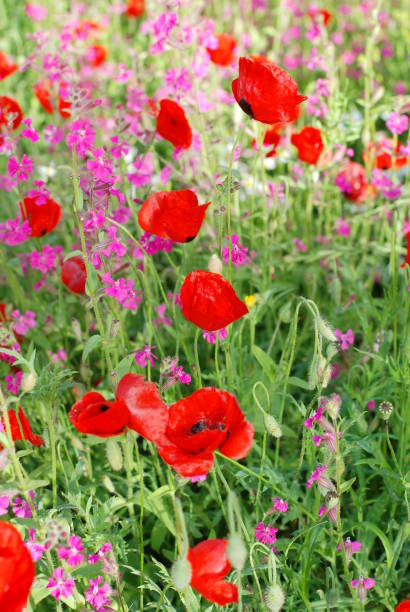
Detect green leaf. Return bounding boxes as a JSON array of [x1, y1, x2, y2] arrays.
[[82, 334, 101, 361], [288, 376, 312, 390], [340, 477, 356, 494], [251, 346, 276, 382], [353, 521, 393, 569]]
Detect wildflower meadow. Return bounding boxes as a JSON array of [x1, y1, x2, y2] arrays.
[[1, 0, 410, 610]]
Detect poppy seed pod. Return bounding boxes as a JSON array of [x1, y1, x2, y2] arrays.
[[264, 584, 285, 611], [171, 557, 192, 591], [379, 401, 394, 420], [226, 533, 247, 570], [102, 474, 116, 493], [316, 317, 337, 343]]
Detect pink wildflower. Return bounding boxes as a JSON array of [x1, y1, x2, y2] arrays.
[[306, 465, 334, 491], [334, 328, 354, 350], [58, 535, 85, 567], [294, 238, 307, 253], [102, 273, 143, 311], [21, 118, 39, 142], [47, 567, 75, 600], [0, 495, 11, 515], [255, 522, 278, 547], [351, 577, 375, 602], [335, 218, 351, 237], [367, 400, 376, 412], [386, 112, 408, 135], [8, 155, 33, 182], [12, 490, 35, 518], [153, 304, 173, 328], [190, 474, 207, 483], [222, 234, 250, 267], [66, 119, 96, 158], [5, 371, 23, 395], [203, 327, 228, 344], [11, 310, 36, 335], [271, 498, 288, 513], [135, 345, 157, 368], [85, 576, 113, 610], [0, 217, 32, 245], [88, 543, 113, 564], [26, 529, 45, 561], [337, 538, 361, 565]]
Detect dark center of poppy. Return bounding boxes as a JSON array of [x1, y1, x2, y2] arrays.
[[184, 236, 195, 243], [99, 404, 110, 413], [239, 98, 254, 118], [41, 229, 47, 236], [189, 420, 226, 435]]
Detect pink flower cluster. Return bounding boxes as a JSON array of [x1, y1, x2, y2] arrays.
[[102, 273, 143, 311]]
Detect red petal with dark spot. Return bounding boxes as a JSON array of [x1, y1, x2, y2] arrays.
[[20, 196, 62, 237], [180, 270, 248, 331], [156, 99, 192, 149], [69, 392, 129, 437], [138, 190, 210, 243]]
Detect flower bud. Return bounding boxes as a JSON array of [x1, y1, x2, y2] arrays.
[[316, 317, 337, 343], [102, 474, 115, 493], [71, 317, 82, 341], [264, 414, 282, 438], [279, 301, 292, 323], [378, 401, 393, 421], [264, 584, 285, 611], [226, 533, 247, 570], [106, 439, 123, 472], [21, 372, 36, 393], [208, 254, 223, 275], [171, 557, 192, 591]]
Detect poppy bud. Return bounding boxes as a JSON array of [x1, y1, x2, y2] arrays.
[[226, 533, 247, 570], [264, 584, 285, 611], [264, 414, 282, 438], [316, 317, 337, 343], [71, 317, 82, 341], [279, 301, 292, 323], [21, 372, 36, 393], [102, 474, 115, 493], [171, 557, 192, 591], [208, 254, 223, 275], [106, 439, 123, 471], [379, 401, 393, 420]]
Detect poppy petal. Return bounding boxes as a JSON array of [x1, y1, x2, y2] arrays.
[[193, 577, 239, 606], [156, 99, 192, 149], [0, 96, 23, 131], [1, 408, 44, 447], [187, 539, 238, 605], [180, 270, 248, 331], [61, 256, 87, 294], [0, 521, 35, 612], [138, 190, 210, 243], [219, 421, 254, 459], [69, 392, 129, 437], [291, 126, 324, 165], [20, 196, 62, 237], [206, 33, 236, 66], [156, 441, 214, 477], [116, 373, 168, 443]]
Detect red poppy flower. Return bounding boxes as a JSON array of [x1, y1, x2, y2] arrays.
[[401, 232, 410, 269], [20, 196, 62, 237], [206, 34, 236, 66], [156, 388, 254, 477], [138, 190, 210, 243], [0, 51, 17, 81], [88, 45, 107, 67], [69, 391, 129, 437], [232, 57, 307, 124], [61, 256, 87, 294], [75, 19, 100, 37], [180, 270, 248, 331], [126, 0, 145, 17], [336, 162, 369, 204], [0, 96, 23, 131], [156, 99, 192, 149], [0, 303, 6, 322], [291, 126, 324, 165], [0, 520, 35, 612], [187, 539, 238, 606], [396, 602, 410, 612], [308, 7, 332, 25], [116, 374, 169, 443], [58, 82, 72, 118], [0, 407, 44, 447], [34, 82, 53, 114], [363, 139, 406, 170]]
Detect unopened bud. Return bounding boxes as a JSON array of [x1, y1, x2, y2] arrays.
[[226, 533, 247, 570], [378, 401, 393, 421], [109, 319, 120, 339], [171, 558, 192, 591], [106, 440, 123, 472], [71, 317, 82, 341], [264, 414, 282, 438], [102, 475, 115, 493], [316, 317, 337, 343], [21, 372, 36, 393], [208, 254, 223, 275], [264, 584, 285, 611], [279, 301, 292, 323]]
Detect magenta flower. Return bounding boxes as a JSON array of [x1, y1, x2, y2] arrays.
[[102, 273, 143, 311], [255, 522, 278, 547], [85, 576, 113, 610], [153, 304, 173, 328], [8, 155, 33, 182], [306, 466, 334, 491], [190, 474, 207, 484], [11, 310, 36, 336], [88, 543, 113, 565], [26, 528, 45, 561], [271, 498, 288, 513], [337, 538, 361, 565], [5, 371, 23, 395], [47, 567, 75, 600], [351, 577, 375, 602], [202, 327, 228, 344], [0, 495, 11, 515], [335, 218, 351, 237], [12, 490, 35, 518], [222, 234, 250, 267], [334, 328, 354, 350], [0, 217, 32, 246], [386, 112, 408, 135], [135, 344, 157, 368], [367, 400, 376, 412], [58, 535, 85, 567]]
